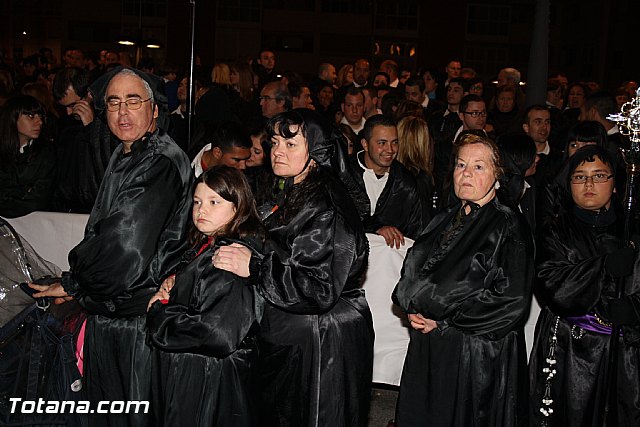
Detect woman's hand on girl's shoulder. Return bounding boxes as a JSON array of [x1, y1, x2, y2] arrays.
[[213, 243, 252, 278]]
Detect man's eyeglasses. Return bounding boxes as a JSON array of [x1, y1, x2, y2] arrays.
[[570, 173, 614, 184], [258, 96, 281, 102], [462, 111, 486, 117], [106, 97, 151, 112]]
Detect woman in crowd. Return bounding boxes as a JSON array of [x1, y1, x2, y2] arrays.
[[0, 94, 55, 218], [244, 118, 274, 207], [488, 84, 521, 137], [147, 166, 264, 426], [214, 109, 374, 426], [393, 133, 534, 426], [315, 82, 336, 121], [230, 62, 259, 122], [496, 133, 538, 232], [563, 82, 590, 128], [336, 64, 354, 88], [529, 145, 640, 426], [396, 115, 435, 223], [418, 66, 440, 100]]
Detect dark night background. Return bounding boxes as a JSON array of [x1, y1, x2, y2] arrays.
[[1, 0, 638, 89]]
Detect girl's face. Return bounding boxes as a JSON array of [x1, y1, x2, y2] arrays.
[[192, 183, 236, 236], [16, 112, 43, 146]]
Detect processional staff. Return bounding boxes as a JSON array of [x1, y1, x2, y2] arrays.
[[600, 88, 640, 426]]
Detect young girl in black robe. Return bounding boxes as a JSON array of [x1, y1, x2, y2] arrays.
[[529, 145, 640, 426], [146, 166, 264, 427]]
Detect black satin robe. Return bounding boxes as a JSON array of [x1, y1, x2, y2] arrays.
[[250, 172, 374, 427], [393, 198, 534, 427], [529, 208, 640, 426], [61, 130, 193, 426], [147, 240, 258, 427]]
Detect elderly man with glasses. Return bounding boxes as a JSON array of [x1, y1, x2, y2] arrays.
[[259, 81, 291, 119], [30, 66, 193, 427]]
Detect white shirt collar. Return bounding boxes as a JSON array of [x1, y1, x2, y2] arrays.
[[538, 141, 551, 155]]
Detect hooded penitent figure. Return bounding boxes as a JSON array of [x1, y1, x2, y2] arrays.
[[217, 109, 374, 426]]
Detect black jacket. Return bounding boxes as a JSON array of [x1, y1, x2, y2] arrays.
[[352, 153, 425, 240]]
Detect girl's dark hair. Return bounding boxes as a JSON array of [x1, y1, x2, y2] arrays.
[[189, 166, 265, 246], [0, 95, 45, 170], [565, 120, 608, 151], [496, 134, 536, 208]]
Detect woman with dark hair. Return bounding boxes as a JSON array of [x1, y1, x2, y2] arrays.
[[565, 120, 608, 159], [229, 62, 260, 123], [147, 166, 264, 426], [393, 133, 534, 426], [214, 109, 373, 426], [497, 133, 538, 231], [529, 145, 640, 426], [563, 82, 590, 128], [0, 94, 55, 218]]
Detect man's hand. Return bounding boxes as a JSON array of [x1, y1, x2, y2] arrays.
[[377, 226, 405, 249], [213, 243, 251, 277], [28, 282, 72, 305], [408, 313, 437, 334], [71, 99, 94, 126]]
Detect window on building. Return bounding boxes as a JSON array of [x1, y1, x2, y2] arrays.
[[466, 4, 510, 37], [373, 40, 417, 58], [264, 0, 314, 11], [464, 45, 508, 76], [262, 32, 314, 53], [69, 21, 121, 43], [217, 0, 260, 22], [321, 0, 370, 14], [122, 0, 167, 18], [375, 1, 419, 31]]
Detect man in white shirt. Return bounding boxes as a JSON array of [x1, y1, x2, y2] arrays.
[[352, 115, 424, 248]]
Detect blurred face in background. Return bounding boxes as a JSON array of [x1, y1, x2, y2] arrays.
[[246, 134, 265, 168], [568, 85, 586, 109], [496, 91, 515, 113]]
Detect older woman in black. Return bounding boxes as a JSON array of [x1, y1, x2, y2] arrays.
[[393, 133, 534, 426], [529, 145, 640, 426], [214, 109, 373, 426], [0, 95, 54, 218]]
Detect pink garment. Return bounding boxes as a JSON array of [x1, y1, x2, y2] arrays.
[[76, 319, 86, 375]]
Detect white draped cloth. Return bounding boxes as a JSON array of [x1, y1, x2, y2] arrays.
[[362, 233, 413, 386]]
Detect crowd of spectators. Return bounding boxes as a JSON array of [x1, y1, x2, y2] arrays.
[[2, 45, 640, 426]]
